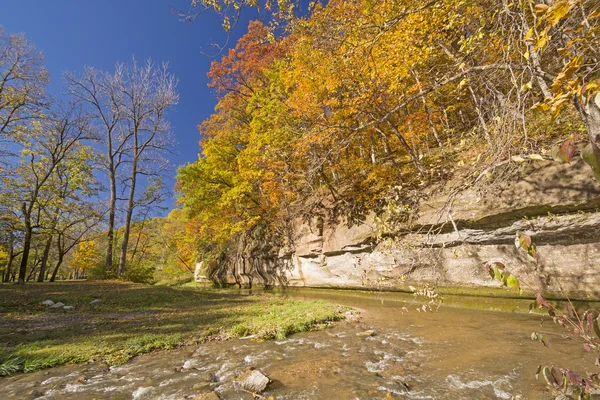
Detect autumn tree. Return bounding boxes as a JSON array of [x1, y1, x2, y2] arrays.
[[69, 240, 100, 279], [9, 105, 94, 284], [67, 60, 178, 277], [177, 0, 600, 280], [0, 28, 48, 141]]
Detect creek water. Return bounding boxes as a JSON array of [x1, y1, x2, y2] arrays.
[[1, 288, 597, 399]]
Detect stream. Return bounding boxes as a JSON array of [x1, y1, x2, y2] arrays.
[[1, 288, 596, 399]]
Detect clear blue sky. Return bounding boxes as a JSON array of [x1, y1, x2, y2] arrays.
[[1, 0, 257, 210]]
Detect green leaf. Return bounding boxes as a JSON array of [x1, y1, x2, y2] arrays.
[[527, 244, 537, 261], [493, 267, 502, 281], [507, 274, 520, 288]]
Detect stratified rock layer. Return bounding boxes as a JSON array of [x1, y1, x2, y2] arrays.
[[203, 159, 600, 298]]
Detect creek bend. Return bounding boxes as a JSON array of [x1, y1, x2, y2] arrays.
[[1, 288, 595, 399]]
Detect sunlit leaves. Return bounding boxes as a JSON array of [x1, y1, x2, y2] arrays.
[[515, 232, 537, 261], [484, 261, 521, 292]]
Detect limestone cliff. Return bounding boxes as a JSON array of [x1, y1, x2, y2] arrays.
[[204, 159, 600, 298]]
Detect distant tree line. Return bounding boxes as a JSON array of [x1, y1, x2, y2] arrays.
[[0, 27, 184, 283]]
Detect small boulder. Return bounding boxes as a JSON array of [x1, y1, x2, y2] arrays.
[[75, 375, 87, 383], [182, 359, 201, 370], [41, 300, 55, 306], [90, 299, 101, 304], [238, 369, 270, 393], [50, 302, 65, 309], [356, 330, 376, 338], [63, 305, 74, 310], [344, 310, 361, 322]]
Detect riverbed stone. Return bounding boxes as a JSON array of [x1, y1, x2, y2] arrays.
[[238, 369, 270, 393], [50, 302, 64, 308], [356, 330, 376, 337], [63, 305, 74, 310], [41, 300, 54, 306]]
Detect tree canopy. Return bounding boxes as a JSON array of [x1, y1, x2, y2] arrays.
[[177, 0, 600, 277]]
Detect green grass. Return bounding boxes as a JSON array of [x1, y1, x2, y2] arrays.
[[0, 281, 345, 376]]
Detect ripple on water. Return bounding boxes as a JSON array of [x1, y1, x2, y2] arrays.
[[445, 373, 515, 399], [132, 385, 154, 399]]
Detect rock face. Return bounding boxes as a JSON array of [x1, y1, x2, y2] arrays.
[[211, 159, 600, 298]]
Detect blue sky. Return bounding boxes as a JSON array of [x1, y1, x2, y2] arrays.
[[1, 0, 257, 210]]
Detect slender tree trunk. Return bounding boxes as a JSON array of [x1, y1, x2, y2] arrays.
[[49, 254, 64, 282], [118, 158, 137, 277], [379, 124, 426, 175], [413, 71, 446, 157], [17, 209, 32, 284], [37, 236, 52, 282], [3, 247, 14, 283], [105, 164, 117, 273], [27, 263, 38, 281]]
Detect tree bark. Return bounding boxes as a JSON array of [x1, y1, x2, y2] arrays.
[[3, 246, 14, 283], [49, 253, 64, 282], [105, 158, 117, 273], [37, 236, 52, 282], [17, 204, 32, 284], [117, 150, 138, 277]]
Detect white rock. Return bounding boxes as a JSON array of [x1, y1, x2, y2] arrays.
[[90, 299, 101, 304], [238, 369, 270, 393], [50, 302, 65, 308], [182, 359, 201, 370], [42, 300, 55, 306], [63, 305, 74, 310]]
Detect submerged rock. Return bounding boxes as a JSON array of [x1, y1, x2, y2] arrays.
[[238, 369, 270, 393], [182, 359, 201, 370], [356, 330, 376, 337]]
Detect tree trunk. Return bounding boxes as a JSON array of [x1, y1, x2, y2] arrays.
[[3, 246, 14, 283], [27, 263, 38, 281], [105, 165, 117, 273], [49, 253, 64, 282], [37, 236, 52, 282], [118, 159, 138, 277], [17, 211, 32, 284]]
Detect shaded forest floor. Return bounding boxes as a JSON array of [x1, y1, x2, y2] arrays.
[[0, 281, 345, 376]]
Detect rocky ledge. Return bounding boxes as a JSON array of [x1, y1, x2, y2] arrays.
[[204, 159, 600, 299]]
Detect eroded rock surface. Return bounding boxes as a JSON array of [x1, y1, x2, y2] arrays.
[[200, 159, 600, 298]]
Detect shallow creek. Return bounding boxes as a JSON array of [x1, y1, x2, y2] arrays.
[[1, 289, 597, 399]]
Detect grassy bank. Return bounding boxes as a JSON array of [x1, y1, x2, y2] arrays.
[[0, 281, 345, 376]]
